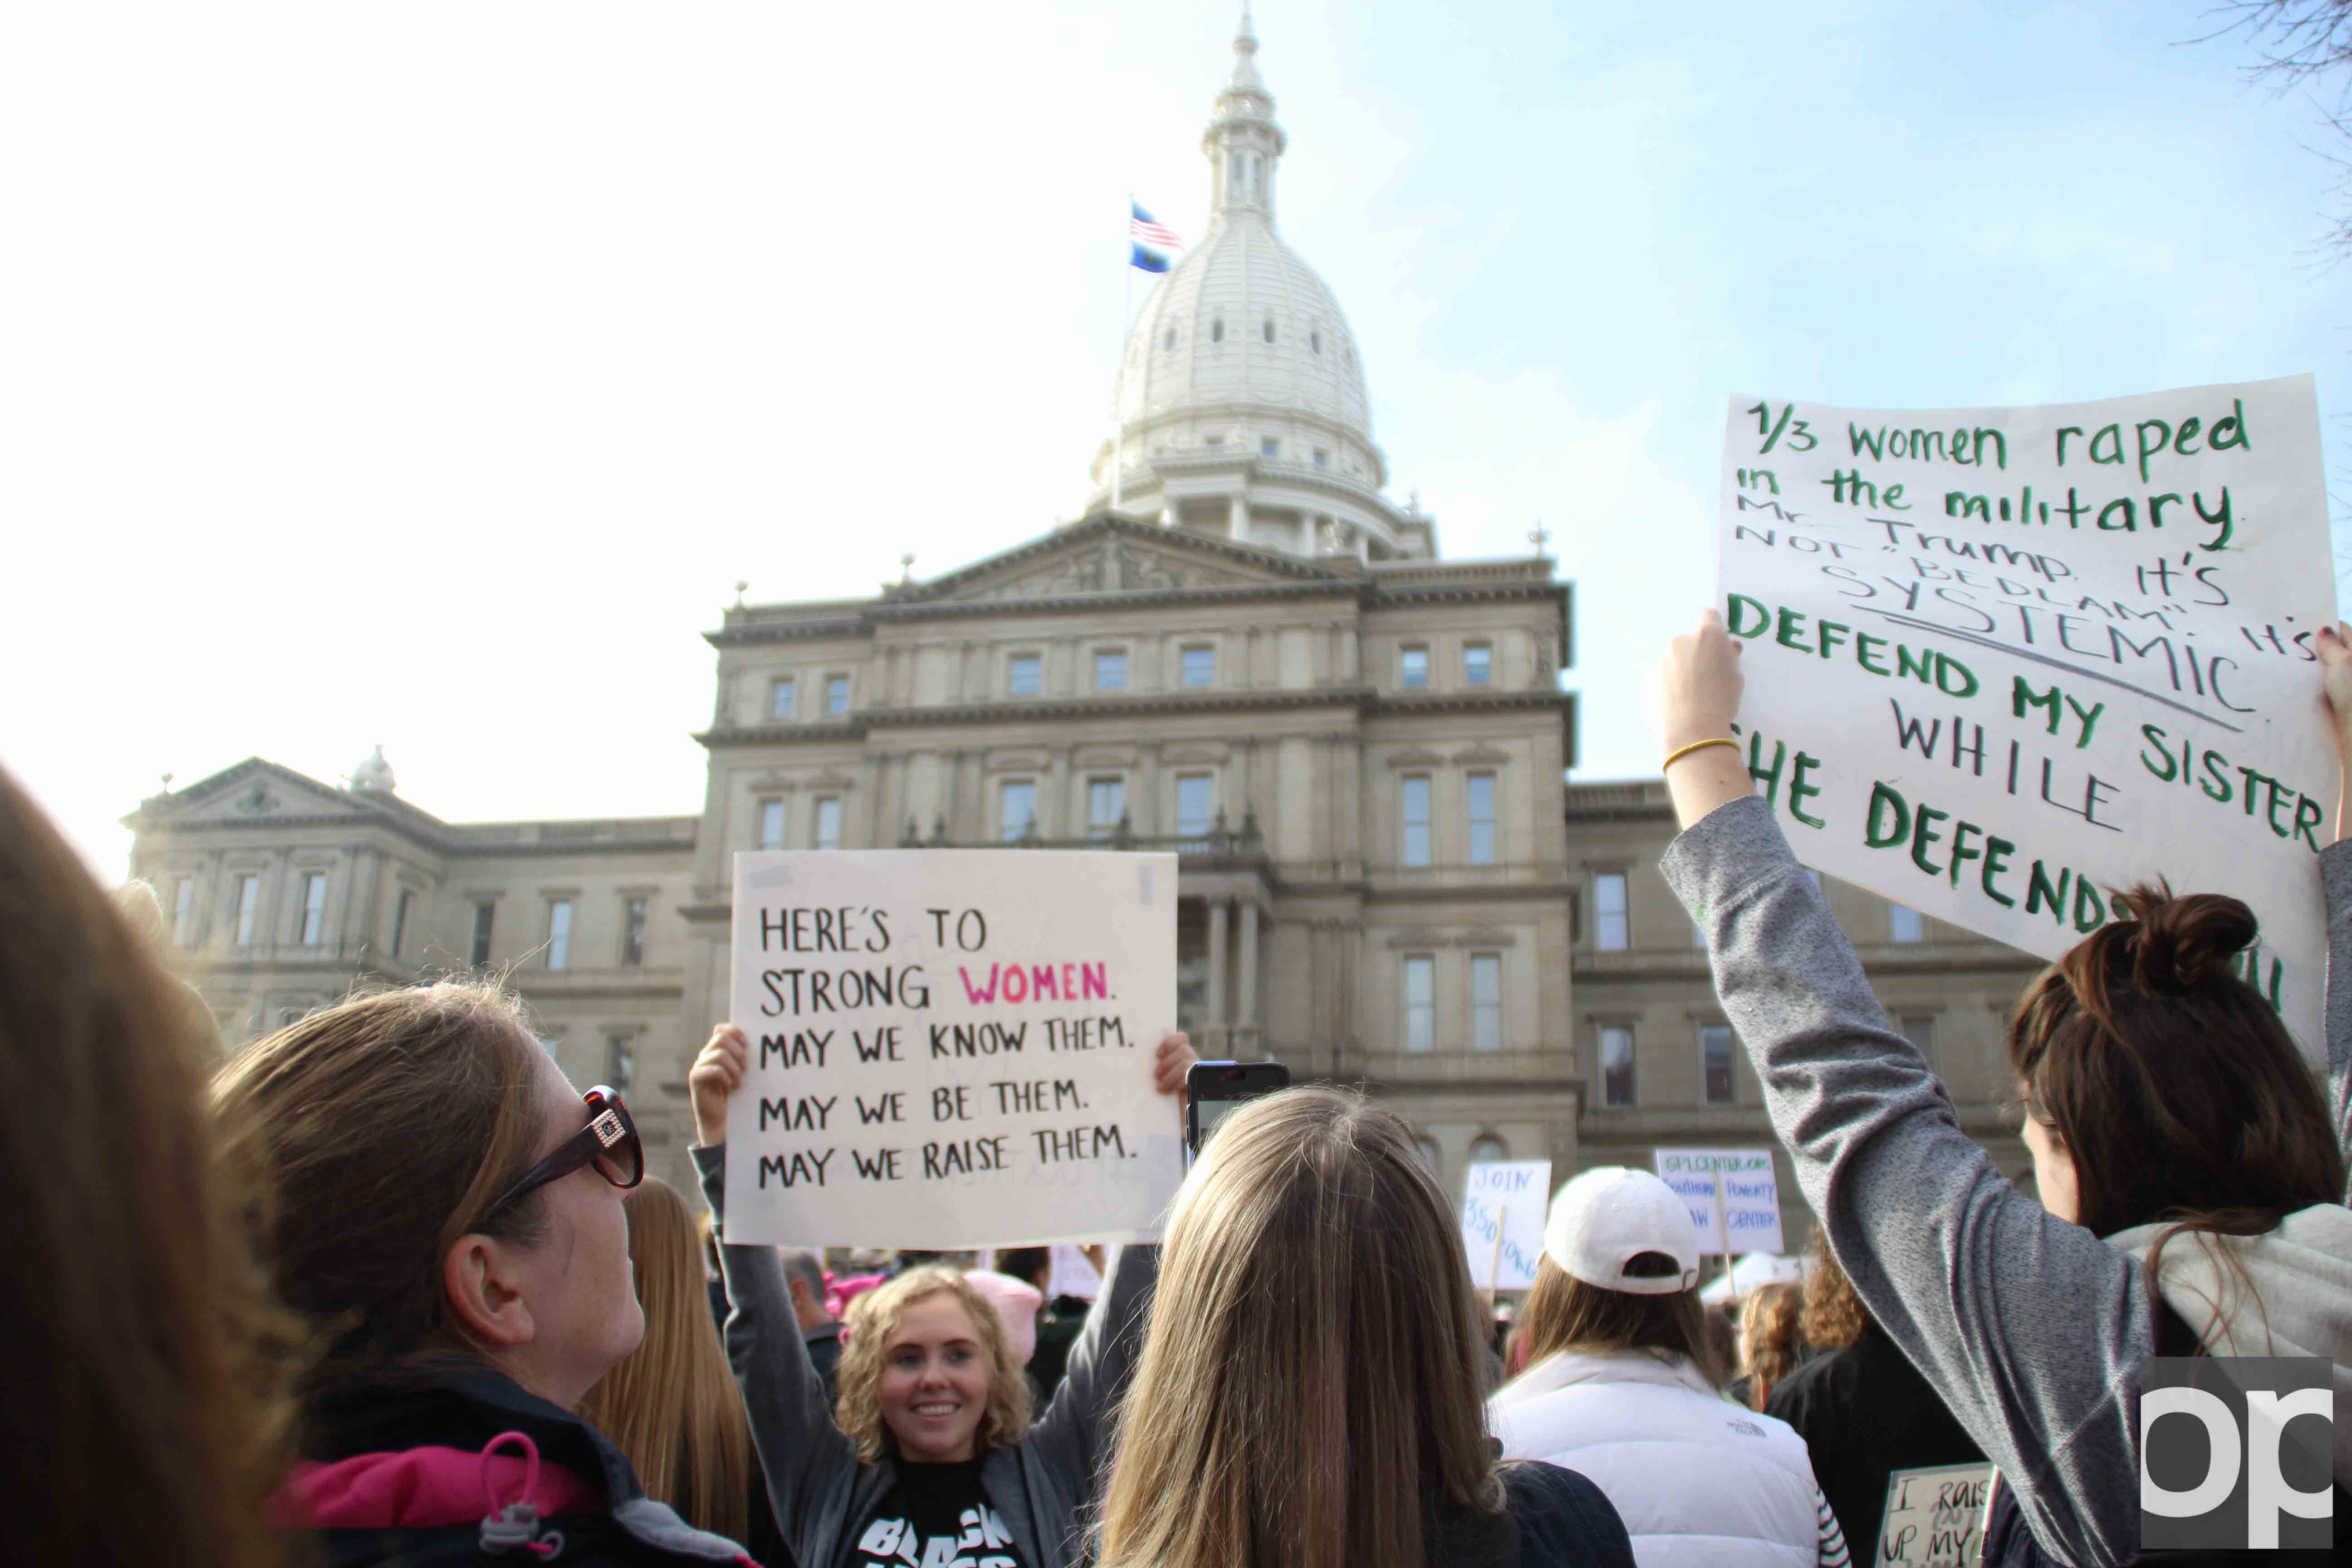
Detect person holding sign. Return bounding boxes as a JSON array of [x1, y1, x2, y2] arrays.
[[1098, 1087, 1636, 1568], [1488, 1166, 1846, 1568], [689, 1021, 1191, 1568], [1651, 610, 2352, 1565]]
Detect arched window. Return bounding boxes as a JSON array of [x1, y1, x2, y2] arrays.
[[1468, 1133, 1509, 1166], [1163, 326, 1176, 351], [1311, 328, 1322, 353], [1263, 317, 1275, 343], [1210, 317, 1224, 343]]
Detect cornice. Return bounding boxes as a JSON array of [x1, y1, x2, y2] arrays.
[[1369, 690, 1574, 718]]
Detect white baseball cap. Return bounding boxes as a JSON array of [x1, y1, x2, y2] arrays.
[[1542, 1166, 1702, 1295]]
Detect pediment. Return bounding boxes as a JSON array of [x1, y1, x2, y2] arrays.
[[165, 760, 369, 824], [908, 514, 1343, 606]]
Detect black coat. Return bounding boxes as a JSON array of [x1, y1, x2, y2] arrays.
[[1765, 1322, 1983, 1548], [290, 1362, 772, 1567]]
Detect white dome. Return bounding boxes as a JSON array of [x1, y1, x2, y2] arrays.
[[1116, 219, 1373, 446], [1084, 11, 1433, 561]]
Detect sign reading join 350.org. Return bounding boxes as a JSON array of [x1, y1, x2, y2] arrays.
[[1716, 375, 2335, 1056], [723, 850, 1182, 1250]]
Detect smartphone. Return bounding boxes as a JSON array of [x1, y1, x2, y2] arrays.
[[1185, 1060, 1292, 1157]]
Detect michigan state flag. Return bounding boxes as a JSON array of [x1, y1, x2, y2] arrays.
[[1129, 201, 1183, 273]]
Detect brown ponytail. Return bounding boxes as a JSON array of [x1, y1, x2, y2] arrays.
[[2009, 882, 2342, 1255], [212, 981, 555, 1399]]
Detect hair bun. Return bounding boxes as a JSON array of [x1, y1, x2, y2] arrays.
[[2117, 885, 2256, 994]]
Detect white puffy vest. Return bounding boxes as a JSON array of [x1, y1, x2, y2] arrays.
[[1489, 1348, 1820, 1568]]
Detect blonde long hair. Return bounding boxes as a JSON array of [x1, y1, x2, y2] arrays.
[[833, 1267, 1031, 1465], [1100, 1087, 1506, 1568], [577, 1178, 753, 1542]]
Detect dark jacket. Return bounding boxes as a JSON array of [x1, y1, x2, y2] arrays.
[[285, 1361, 762, 1566], [803, 1321, 844, 1407], [696, 1144, 1156, 1568], [1451, 1463, 1637, 1568], [1765, 1322, 1983, 1548]]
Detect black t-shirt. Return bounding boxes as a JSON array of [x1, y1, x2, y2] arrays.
[[849, 1458, 1029, 1568]]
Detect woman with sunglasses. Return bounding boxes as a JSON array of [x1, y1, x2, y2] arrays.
[[215, 982, 764, 1566]]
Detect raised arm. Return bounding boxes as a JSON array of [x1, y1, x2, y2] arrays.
[[689, 1026, 864, 1568], [1651, 612, 2157, 1568], [2315, 625, 2352, 1174]]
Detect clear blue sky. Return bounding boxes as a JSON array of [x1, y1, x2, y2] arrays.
[[3, 0, 2343, 872]]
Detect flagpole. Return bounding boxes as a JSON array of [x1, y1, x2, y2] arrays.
[[1112, 193, 1134, 515]]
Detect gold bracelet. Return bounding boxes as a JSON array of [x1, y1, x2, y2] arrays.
[[1661, 737, 1740, 771]]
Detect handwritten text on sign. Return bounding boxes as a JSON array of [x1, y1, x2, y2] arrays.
[[725, 850, 1181, 1249], [1717, 376, 2335, 1055], [1461, 1160, 1552, 1291], [1877, 1463, 1993, 1568], [1654, 1147, 1783, 1256]]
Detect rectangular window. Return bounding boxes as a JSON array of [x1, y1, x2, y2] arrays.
[[769, 677, 796, 719], [1000, 779, 1037, 842], [172, 878, 195, 946], [1900, 1012, 1937, 1066], [1601, 1026, 1637, 1107], [1595, 872, 1628, 951], [1088, 778, 1125, 840], [1008, 653, 1042, 696], [1404, 956, 1435, 1053], [1400, 646, 1430, 688], [1312, 447, 1328, 469], [1464, 643, 1493, 686], [1093, 649, 1127, 690], [758, 799, 785, 851], [391, 888, 412, 959], [296, 873, 326, 946], [607, 1034, 637, 1093], [622, 897, 647, 966], [1702, 1024, 1736, 1104], [470, 901, 494, 967], [1176, 773, 1214, 840], [813, 796, 843, 851], [825, 675, 851, 715], [547, 900, 573, 971], [1471, 954, 1503, 1052], [1889, 903, 1925, 943], [1260, 436, 1279, 458], [1401, 775, 1432, 868], [1180, 645, 1215, 687], [233, 875, 261, 947], [1466, 772, 1496, 865]]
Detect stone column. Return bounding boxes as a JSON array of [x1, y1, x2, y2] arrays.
[[860, 754, 886, 847], [1227, 492, 1248, 541], [1237, 899, 1259, 1048], [1138, 743, 1161, 838], [1045, 749, 1071, 838], [1207, 897, 1230, 1051]]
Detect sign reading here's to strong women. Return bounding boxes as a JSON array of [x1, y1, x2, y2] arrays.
[[724, 850, 1182, 1249], [1717, 375, 2336, 1057]]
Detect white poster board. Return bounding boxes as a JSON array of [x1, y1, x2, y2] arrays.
[[1461, 1160, 1552, 1290], [1653, 1147, 1784, 1256], [1876, 1463, 1994, 1567], [725, 850, 1182, 1248], [1717, 376, 2334, 1054]]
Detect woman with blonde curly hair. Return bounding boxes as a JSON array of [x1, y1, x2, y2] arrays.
[[1730, 1281, 1803, 1411], [686, 1021, 1192, 1568]]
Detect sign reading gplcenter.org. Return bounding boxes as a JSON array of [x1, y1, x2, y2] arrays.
[[2141, 1357, 2333, 1552]]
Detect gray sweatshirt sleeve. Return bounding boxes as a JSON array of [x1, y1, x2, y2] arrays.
[[1021, 1240, 1159, 1496], [2323, 839, 2352, 1190], [693, 1143, 864, 1566], [1661, 795, 2157, 1568]]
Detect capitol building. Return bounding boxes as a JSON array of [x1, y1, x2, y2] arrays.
[[124, 16, 2038, 1228]]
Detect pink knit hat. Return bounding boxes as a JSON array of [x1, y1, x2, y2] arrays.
[[962, 1270, 1044, 1365]]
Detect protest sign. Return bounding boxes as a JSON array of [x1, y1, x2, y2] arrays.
[[1717, 376, 2335, 1054], [1876, 1463, 1993, 1567], [725, 849, 1182, 1249], [1461, 1160, 1551, 1290], [1653, 1147, 1783, 1256]]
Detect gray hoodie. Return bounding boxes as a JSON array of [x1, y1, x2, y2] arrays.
[[694, 1145, 1157, 1568], [1660, 796, 2352, 1568]]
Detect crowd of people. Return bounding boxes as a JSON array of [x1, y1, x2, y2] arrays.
[[7, 614, 2352, 1565]]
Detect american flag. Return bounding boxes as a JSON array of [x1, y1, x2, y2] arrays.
[[1130, 202, 1184, 251]]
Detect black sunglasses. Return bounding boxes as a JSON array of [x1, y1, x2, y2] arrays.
[[482, 1085, 644, 1223]]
